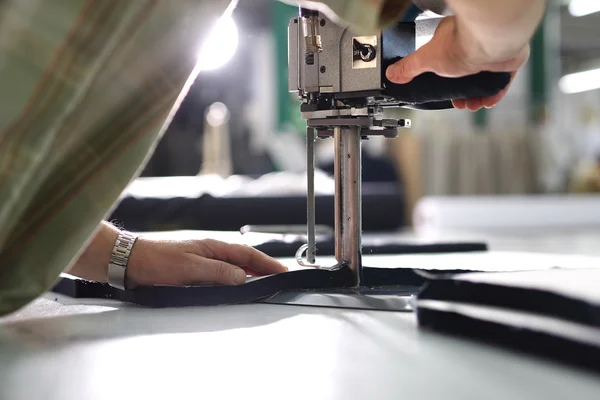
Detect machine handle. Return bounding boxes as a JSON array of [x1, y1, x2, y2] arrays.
[[381, 18, 512, 108], [382, 68, 512, 107]]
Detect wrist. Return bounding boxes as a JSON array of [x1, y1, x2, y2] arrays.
[[107, 230, 139, 290], [454, 18, 528, 66], [446, 0, 546, 62], [67, 221, 121, 282]]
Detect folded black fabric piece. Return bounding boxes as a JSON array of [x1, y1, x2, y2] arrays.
[[53, 266, 428, 307], [52, 265, 491, 308], [417, 307, 600, 374], [53, 277, 119, 300], [122, 267, 355, 308], [417, 269, 600, 328], [416, 269, 600, 373]]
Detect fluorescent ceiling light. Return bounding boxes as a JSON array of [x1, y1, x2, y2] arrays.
[[569, 0, 600, 17], [198, 15, 239, 71], [559, 68, 600, 94]]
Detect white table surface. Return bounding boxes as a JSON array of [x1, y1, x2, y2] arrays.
[[2, 229, 600, 400]]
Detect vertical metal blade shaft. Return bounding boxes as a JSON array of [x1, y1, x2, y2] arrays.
[[334, 126, 363, 285], [306, 127, 316, 264], [334, 127, 342, 261]]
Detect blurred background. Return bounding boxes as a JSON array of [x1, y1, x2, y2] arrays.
[[110, 0, 600, 245]]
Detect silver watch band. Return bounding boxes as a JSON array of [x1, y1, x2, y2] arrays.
[[107, 231, 138, 290]]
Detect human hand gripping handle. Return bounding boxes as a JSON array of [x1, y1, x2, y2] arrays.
[[385, 16, 528, 111]]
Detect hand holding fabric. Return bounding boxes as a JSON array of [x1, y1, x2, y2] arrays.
[[125, 238, 288, 288]]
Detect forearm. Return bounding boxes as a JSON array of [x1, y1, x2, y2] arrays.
[[447, 0, 547, 60], [67, 222, 120, 282]]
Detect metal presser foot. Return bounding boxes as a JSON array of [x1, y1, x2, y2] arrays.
[[295, 106, 411, 283], [274, 107, 415, 311]]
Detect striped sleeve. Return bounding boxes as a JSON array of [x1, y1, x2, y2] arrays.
[[0, 0, 229, 316], [282, 0, 412, 33]]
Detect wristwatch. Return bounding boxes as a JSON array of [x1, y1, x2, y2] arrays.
[[107, 231, 138, 290]]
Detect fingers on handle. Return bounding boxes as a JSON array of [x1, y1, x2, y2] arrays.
[[481, 71, 515, 108], [454, 70, 516, 111], [465, 97, 484, 111], [452, 99, 467, 109], [481, 90, 506, 109]]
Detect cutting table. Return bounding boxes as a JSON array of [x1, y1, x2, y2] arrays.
[[2, 3, 597, 398], [2, 229, 600, 400]]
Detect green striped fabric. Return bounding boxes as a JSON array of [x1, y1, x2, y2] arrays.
[[0, 0, 406, 316], [283, 0, 412, 33]]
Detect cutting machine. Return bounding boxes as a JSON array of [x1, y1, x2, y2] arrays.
[[50, 1, 511, 310], [290, 2, 511, 286]]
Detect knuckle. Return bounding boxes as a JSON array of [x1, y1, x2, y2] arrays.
[[242, 243, 259, 257], [396, 60, 410, 77], [214, 261, 231, 280], [195, 240, 214, 258], [233, 242, 255, 257], [176, 259, 197, 286], [238, 242, 255, 252]]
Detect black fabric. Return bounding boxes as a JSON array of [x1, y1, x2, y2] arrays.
[[121, 267, 355, 307], [53, 266, 421, 307], [52, 265, 490, 308], [109, 182, 404, 233], [321, 152, 399, 183], [381, 21, 511, 106], [419, 269, 600, 328], [362, 266, 471, 288], [416, 269, 600, 374], [418, 277, 600, 328], [417, 308, 600, 375], [52, 277, 118, 300]]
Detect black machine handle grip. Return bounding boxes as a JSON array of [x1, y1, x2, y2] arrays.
[[382, 64, 512, 108], [381, 21, 512, 109]]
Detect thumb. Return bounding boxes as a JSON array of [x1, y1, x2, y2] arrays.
[[386, 44, 434, 84], [385, 16, 461, 84]]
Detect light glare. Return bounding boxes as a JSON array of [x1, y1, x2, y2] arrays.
[[569, 0, 600, 17], [198, 16, 239, 71], [559, 68, 600, 94]]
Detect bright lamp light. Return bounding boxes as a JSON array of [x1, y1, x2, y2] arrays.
[[559, 68, 600, 94], [568, 0, 600, 17], [198, 15, 239, 71]]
